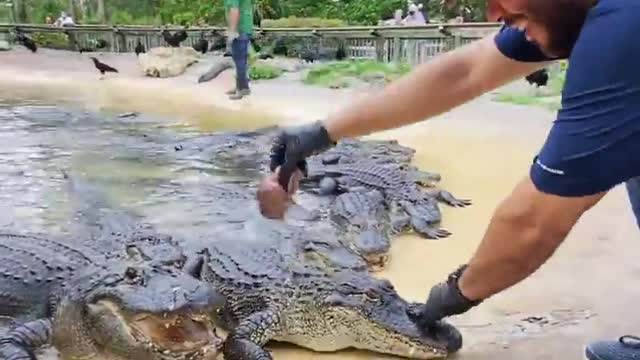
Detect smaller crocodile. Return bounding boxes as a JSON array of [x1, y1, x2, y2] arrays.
[[328, 190, 394, 271], [171, 127, 422, 183], [170, 126, 278, 179], [301, 161, 471, 239], [0, 233, 224, 360], [313, 138, 417, 167]]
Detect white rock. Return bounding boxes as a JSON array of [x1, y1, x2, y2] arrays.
[[138, 47, 201, 78]]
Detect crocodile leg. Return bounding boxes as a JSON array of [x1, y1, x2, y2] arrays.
[[389, 214, 411, 235], [223, 309, 280, 360], [410, 215, 452, 239], [430, 190, 472, 208], [399, 201, 451, 239], [0, 318, 52, 360]]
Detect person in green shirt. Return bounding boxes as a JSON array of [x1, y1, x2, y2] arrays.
[[224, 0, 254, 100]]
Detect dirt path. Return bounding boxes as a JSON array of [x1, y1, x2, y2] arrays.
[[1, 47, 639, 360]]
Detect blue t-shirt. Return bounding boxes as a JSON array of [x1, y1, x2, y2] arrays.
[[494, 0, 640, 197]]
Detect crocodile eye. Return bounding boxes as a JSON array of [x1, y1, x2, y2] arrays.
[[126, 244, 144, 260], [365, 288, 379, 300], [124, 267, 145, 285]]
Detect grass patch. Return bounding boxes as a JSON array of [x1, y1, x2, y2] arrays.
[[494, 93, 562, 111], [303, 60, 411, 88], [31, 32, 72, 50], [249, 62, 283, 80]]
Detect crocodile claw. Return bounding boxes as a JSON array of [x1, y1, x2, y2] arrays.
[[416, 226, 452, 240], [437, 190, 472, 208]]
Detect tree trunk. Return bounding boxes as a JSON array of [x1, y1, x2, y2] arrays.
[[13, 0, 28, 23], [97, 0, 106, 23], [67, 0, 80, 21]]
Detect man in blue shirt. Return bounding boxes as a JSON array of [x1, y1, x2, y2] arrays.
[[259, 0, 640, 358]]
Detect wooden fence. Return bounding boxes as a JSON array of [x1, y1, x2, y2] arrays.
[[0, 23, 501, 65]]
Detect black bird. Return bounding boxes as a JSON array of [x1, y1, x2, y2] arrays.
[[95, 39, 108, 49], [250, 38, 261, 53], [272, 37, 288, 56], [15, 32, 37, 53], [525, 68, 549, 87], [193, 33, 209, 54], [135, 40, 146, 56], [161, 29, 188, 47], [209, 38, 226, 52], [300, 50, 317, 63], [90, 57, 118, 79], [335, 43, 347, 61], [79, 38, 109, 53]]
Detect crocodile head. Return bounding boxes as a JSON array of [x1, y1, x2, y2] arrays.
[[318, 274, 460, 359], [53, 262, 225, 360], [332, 191, 392, 272], [124, 230, 187, 269], [348, 224, 391, 272]]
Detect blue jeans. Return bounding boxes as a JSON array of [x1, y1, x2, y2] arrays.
[[231, 33, 250, 91], [626, 177, 640, 229]]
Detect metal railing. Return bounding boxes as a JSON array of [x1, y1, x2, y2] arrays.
[[0, 22, 502, 65]]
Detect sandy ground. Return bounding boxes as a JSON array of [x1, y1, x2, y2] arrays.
[[1, 46, 640, 360]]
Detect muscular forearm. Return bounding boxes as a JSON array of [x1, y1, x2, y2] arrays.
[[325, 37, 541, 141], [322, 44, 477, 141], [322, 35, 542, 141], [458, 178, 594, 301], [458, 207, 563, 301]]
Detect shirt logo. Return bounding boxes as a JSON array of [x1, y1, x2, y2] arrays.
[[536, 158, 565, 175]]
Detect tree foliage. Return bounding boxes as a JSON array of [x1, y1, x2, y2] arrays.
[[20, 0, 490, 26]]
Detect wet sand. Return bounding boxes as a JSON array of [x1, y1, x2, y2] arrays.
[[2, 47, 640, 360]]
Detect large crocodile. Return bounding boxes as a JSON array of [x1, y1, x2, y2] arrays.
[[0, 173, 226, 360], [185, 232, 463, 360], [59, 171, 462, 359], [300, 161, 472, 239], [0, 233, 224, 360]]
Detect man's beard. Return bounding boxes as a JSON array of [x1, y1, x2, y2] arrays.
[[527, 0, 595, 58]]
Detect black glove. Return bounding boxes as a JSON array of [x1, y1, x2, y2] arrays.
[[413, 264, 482, 331], [269, 120, 336, 190]]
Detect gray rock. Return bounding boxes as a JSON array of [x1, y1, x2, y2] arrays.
[[197, 57, 234, 83]]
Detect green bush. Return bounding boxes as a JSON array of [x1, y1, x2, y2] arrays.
[[249, 62, 283, 80], [31, 32, 72, 50], [261, 16, 347, 28]]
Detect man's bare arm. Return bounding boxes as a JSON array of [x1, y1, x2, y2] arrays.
[[458, 177, 606, 301], [227, 8, 240, 32], [323, 34, 546, 141]]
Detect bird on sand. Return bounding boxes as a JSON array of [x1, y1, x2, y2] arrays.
[[525, 68, 549, 87], [90, 57, 118, 79], [135, 40, 146, 56], [15, 32, 37, 53], [193, 33, 209, 55]]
